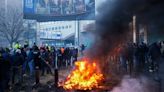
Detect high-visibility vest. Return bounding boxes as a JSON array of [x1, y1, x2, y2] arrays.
[[14, 43, 21, 49], [15, 44, 19, 49]]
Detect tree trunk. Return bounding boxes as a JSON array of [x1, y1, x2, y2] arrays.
[[9, 41, 13, 48]]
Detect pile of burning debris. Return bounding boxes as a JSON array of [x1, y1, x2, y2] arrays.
[[59, 58, 120, 92]]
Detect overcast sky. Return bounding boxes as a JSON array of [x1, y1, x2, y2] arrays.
[[0, 0, 22, 8]]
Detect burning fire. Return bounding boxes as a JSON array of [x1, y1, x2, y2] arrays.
[[63, 60, 104, 90]]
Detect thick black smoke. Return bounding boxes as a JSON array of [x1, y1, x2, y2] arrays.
[[88, 0, 163, 58], [88, 0, 134, 59], [87, 0, 164, 64], [84, 0, 164, 89]]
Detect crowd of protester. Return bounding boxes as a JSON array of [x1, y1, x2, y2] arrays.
[[118, 41, 164, 75], [0, 41, 164, 91], [0, 43, 78, 92]]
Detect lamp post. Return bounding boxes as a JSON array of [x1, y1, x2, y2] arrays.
[[5, 0, 7, 16], [5, 0, 8, 22]]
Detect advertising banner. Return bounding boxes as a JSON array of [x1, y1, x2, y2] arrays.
[[62, 0, 74, 15], [35, 0, 50, 14], [74, 0, 85, 14], [49, 0, 62, 15], [85, 0, 95, 11], [24, 0, 35, 13], [24, 0, 95, 20]]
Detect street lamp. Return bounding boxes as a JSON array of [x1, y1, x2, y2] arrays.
[[5, 0, 8, 16]]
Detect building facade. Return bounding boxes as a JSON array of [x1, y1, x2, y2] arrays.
[[36, 20, 95, 47]]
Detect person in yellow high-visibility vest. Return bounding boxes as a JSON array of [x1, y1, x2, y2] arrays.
[[14, 42, 21, 49]]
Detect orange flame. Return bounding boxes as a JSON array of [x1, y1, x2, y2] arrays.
[[63, 60, 104, 90]]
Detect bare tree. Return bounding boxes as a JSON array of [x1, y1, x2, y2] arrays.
[[0, 7, 26, 47]]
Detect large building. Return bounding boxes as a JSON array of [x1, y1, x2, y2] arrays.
[[36, 20, 95, 47]]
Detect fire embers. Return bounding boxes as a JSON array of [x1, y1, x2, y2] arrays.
[[63, 60, 104, 90]]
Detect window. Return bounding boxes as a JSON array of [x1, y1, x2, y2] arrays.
[[55, 27, 57, 30], [62, 26, 64, 29], [69, 25, 71, 28], [65, 26, 68, 28]]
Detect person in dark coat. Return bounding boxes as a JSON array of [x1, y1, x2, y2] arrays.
[[0, 48, 3, 92], [32, 46, 41, 85], [138, 42, 149, 72], [11, 49, 24, 84], [148, 42, 161, 72], [57, 48, 62, 68], [133, 43, 140, 73], [61, 47, 65, 66], [40, 47, 52, 75], [126, 43, 134, 75], [45, 47, 53, 74], [0, 48, 12, 92], [21, 48, 27, 75], [80, 44, 86, 56], [40, 47, 47, 75], [72, 48, 78, 62], [27, 48, 34, 76], [2, 48, 11, 91], [161, 41, 164, 57], [67, 48, 72, 65], [119, 44, 128, 73], [51, 47, 57, 68], [64, 48, 70, 67]]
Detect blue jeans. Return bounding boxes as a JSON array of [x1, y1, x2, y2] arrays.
[[22, 60, 28, 74], [28, 60, 34, 76]]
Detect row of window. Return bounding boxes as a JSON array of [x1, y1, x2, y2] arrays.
[[40, 32, 62, 38], [41, 25, 72, 31]]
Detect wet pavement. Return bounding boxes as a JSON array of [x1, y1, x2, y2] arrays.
[[10, 67, 72, 92], [10, 57, 164, 92]]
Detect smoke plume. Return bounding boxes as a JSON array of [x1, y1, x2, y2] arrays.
[[111, 76, 159, 92], [86, 0, 164, 72], [86, 0, 135, 78], [84, 0, 164, 91], [87, 0, 134, 59], [88, 0, 164, 59]]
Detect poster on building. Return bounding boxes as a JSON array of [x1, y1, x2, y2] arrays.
[[49, 0, 62, 15], [23, 0, 95, 20], [74, 0, 86, 14], [85, 0, 95, 11], [35, 0, 50, 14], [24, 0, 35, 13], [62, 0, 74, 15]]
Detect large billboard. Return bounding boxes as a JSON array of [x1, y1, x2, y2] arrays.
[[23, 0, 95, 21], [24, 0, 35, 13]]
